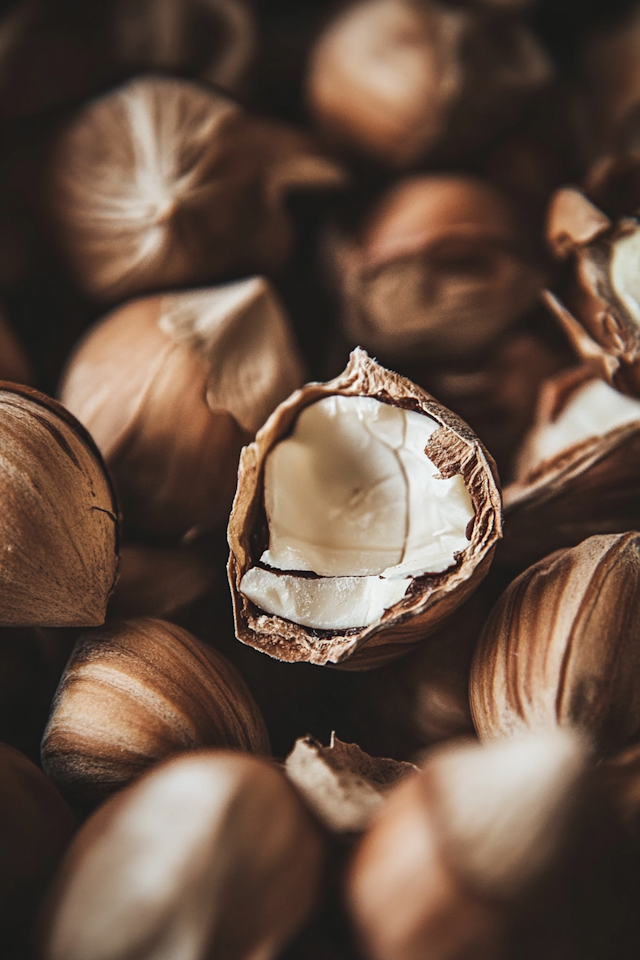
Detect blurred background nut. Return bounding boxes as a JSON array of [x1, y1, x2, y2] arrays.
[[0, 306, 32, 384], [0, 742, 76, 936], [41, 618, 270, 810], [345, 730, 587, 960], [471, 532, 640, 755], [0, 384, 118, 627], [229, 349, 502, 669], [306, 0, 552, 168], [330, 174, 545, 363], [48, 75, 347, 304], [39, 751, 327, 960], [59, 276, 305, 543]]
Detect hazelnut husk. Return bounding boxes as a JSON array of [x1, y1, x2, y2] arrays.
[[228, 348, 502, 669], [471, 533, 640, 756], [329, 175, 545, 363], [49, 75, 346, 303], [306, 0, 551, 168], [59, 276, 305, 542], [41, 617, 270, 808], [0, 742, 76, 934], [498, 368, 640, 571], [0, 383, 118, 626], [345, 730, 588, 960], [39, 751, 326, 960], [285, 733, 417, 834]]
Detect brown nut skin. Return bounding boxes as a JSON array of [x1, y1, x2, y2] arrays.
[[306, 0, 551, 169], [39, 751, 326, 960], [49, 75, 346, 303], [346, 731, 587, 960], [0, 383, 119, 627], [59, 279, 305, 542], [332, 174, 545, 363], [41, 618, 270, 809], [471, 533, 640, 757], [0, 742, 76, 933], [228, 348, 502, 670]]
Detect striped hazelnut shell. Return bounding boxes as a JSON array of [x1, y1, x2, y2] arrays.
[[41, 618, 269, 807]]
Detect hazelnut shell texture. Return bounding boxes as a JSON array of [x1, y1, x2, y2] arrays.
[[228, 349, 502, 669], [471, 533, 640, 756], [41, 618, 270, 807], [0, 383, 118, 626], [39, 751, 326, 960], [49, 75, 346, 302]]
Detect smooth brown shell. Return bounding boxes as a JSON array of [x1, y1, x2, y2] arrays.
[[228, 349, 502, 669], [0, 383, 118, 626], [41, 618, 270, 807], [39, 751, 326, 960], [471, 533, 640, 756]]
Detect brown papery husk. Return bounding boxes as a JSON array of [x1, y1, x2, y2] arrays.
[[497, 368, 640, 573], [0, 383, 119, 626], [471, 533, 640, 756], [41, 617, 270, 810], [228, 349, 502, 670]]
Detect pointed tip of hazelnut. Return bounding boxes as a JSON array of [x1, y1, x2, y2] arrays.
[[429, 729, 589, 900]]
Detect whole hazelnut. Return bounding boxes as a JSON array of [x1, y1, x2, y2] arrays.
[[41, 617, 270, 808]]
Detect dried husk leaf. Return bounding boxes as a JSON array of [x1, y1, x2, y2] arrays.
[[49, 75, 347, 303], [228, 349, 502, 669], [285, 733, 417, 833], [0, 307, 32, 384], [59, 278, 305, 541], [330, 175, 545, 361], [498, 368, 640, 571], [346, 731, 586, 960], [41, 617, 270, 808], [0, 384, 118, 627], [0, 743, 76, 933], [471, 533, 640, 756], [39, 751, 326, 960], [306, 0, 551, 168]]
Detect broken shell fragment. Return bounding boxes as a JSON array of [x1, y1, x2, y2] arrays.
[[285, 734, 416, 834], [228, 349, 502, 669], [330, 175, 545, 361], [49, 75, 346, 302], [346, 730, 587, 960], [0, 384, 118, 627], [41, 618, 269, 808], [39, 751, 326, 960], [59, 276, 305, 541], [472, 533, 640, 756], [499, 369, 640, 570], [306, 0, 551, 168]]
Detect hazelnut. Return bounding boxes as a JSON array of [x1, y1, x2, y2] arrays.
[[346, 730, 587, 960], [0, 306, 32, 384], [59, 276, 305, 541], [330, 174, 545, 362], [0, 742, 76, 933], [228, 348, 502, 669], [41, 617, 270, 808], [471, 532, 640, 756], [306, 0, 551, 168], [499, 368, 640, 571], [0, 383, 118, 626], [39, 751, 326, 960], [49, 75, 346, 303]]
